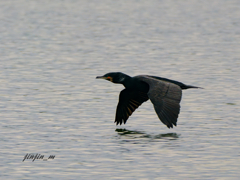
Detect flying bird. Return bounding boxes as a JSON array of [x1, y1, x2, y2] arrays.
[[96, 72, 201, 128]]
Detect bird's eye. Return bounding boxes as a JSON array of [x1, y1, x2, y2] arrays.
[[107, 76, 113, 81]]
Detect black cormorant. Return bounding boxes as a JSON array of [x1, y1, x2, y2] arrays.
[[96, 72, 201, 128]]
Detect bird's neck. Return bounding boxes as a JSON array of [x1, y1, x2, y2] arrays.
[[121, 75, 133, 88]]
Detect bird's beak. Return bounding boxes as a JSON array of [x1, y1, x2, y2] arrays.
[[96, 76, 108, 79], [96, 76, 113, 82]]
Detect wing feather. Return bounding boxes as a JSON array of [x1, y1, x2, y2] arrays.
[[115, 89, 149, 125], [135, 75, 182, 128]]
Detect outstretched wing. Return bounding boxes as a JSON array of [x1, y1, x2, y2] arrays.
[[149, 75, 201, 89], [136, 75, 182, 128], [115, 89, 149, 125]]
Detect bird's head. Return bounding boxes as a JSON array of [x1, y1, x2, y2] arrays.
[[96, 72, 130, 84]]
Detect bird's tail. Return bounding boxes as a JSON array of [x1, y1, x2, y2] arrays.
[[182, 85, 203, 89]]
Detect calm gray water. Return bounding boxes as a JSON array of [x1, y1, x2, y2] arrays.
[[1, 0, 240, 179]]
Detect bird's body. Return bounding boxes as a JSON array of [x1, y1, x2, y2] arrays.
[[123, 76, 149, 92], [96, 72, 201, 128]]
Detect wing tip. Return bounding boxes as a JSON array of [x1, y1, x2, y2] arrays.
[[167, 122, 177, 129], [115, 119, 125, 126]]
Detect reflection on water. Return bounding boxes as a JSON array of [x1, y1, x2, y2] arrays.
[[116, 128, 180, 140]]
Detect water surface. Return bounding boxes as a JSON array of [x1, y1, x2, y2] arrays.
[[0, 0, 240, 179]]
